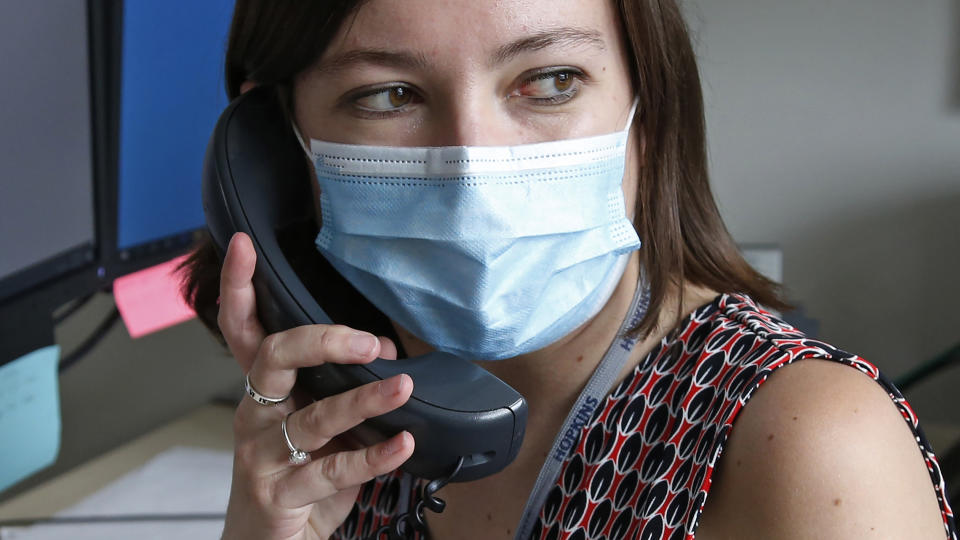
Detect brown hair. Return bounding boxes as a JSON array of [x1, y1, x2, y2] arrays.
[[181, 0, 789, 343]]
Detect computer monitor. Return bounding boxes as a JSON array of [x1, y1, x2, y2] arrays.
[[1, 0, 235, 365], [0, 0, 100, 305], [0, 0, 115, 368], [105, 0, 234, 277]]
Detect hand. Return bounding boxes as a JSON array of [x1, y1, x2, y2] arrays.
[[217, 233, 415, 540]]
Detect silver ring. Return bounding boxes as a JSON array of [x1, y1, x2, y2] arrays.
[[244, 373, 290, 406], [282, 412, 310, 465]]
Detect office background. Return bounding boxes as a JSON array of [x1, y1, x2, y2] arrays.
[[687, 0, 960, 426]]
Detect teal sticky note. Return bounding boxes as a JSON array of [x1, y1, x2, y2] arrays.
[[0, 345, 61, 493]]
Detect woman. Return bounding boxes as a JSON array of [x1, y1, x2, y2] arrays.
[[182, 1, 956, 538]]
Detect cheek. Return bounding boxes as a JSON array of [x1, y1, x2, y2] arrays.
[[391, 321, 436, 357]]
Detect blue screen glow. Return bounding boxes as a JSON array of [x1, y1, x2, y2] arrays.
[[116, 1, 234, 250]]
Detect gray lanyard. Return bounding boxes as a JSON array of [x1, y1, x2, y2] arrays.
[[513, 282, 650, 540]]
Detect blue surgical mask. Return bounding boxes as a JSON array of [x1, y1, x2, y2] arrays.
[[295, 104, 641, 360]]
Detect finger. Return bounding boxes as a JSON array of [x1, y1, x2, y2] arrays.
[[247, 324, 382, 400], [286, 374, 412, 453], [237, 373, 411, 478], [218, 233, 266, 372], [378, 336, 398, 360], [274, 431, 414, 509], [308, 485, 363, 536]]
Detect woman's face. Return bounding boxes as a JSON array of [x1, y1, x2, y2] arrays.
[[292, 0, 639, 197], [291, 0, 640, 356]]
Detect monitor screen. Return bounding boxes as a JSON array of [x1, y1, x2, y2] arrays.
[[114, 0, 233, 263], [0, 0, 97, 302]]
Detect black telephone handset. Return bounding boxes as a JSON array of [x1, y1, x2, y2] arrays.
[[202, 86, 527, 482]]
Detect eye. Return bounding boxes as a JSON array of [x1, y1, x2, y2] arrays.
[[511, 69, 584, 105], [353, 85, 419, 113]]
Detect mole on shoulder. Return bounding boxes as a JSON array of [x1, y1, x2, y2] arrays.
[[767, 433, 775, 441], [833, 498, 842, 506], [792, 416, 798, 421]]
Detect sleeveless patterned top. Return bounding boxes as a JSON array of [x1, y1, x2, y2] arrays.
[[335, 294, 957, 540]]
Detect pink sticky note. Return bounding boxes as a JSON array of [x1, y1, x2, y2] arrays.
[[113, 254, 197, 338]]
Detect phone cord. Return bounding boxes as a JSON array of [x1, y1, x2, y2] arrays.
[[370, 456, 465, 540]]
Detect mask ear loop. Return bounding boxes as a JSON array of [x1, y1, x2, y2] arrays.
[[623, 97, 640, 132], [290, 121, 313, 157]]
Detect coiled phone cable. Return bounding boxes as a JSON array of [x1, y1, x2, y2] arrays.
[[371, 456, 465, 540]]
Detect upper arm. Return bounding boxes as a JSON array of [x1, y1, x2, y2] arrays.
[[695, 358, 948, 539]]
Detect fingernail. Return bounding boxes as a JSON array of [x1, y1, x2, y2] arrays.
[[350, 332, 377, 357], [379, 375, 403, 397], [381, 432, 408, 456]]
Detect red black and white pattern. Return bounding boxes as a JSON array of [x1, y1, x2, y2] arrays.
[[335, 294, 957, 540]]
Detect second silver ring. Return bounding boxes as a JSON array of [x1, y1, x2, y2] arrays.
[[282, 412, 311, 465]]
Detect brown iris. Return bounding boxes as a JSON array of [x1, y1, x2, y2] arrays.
[[553, 72, 573, 92], [389, 87, 412, 107]]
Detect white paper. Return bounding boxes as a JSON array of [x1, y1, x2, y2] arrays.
[[0, 446, 232, 540]]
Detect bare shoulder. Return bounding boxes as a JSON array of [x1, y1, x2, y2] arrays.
[[695, 358, 948, 540]]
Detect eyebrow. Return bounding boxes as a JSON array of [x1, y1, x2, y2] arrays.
[[314, 27, 606, 75], [490, 27, 606, 66], [314, 49, 432, 75]]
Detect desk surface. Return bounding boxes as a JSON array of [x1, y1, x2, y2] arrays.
[[0, 403, 234, 520]]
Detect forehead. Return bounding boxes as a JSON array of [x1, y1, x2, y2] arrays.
[[325, 0, 621, 61]]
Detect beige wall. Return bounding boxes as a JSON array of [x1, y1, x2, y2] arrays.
[[684, 0, 960, 422]]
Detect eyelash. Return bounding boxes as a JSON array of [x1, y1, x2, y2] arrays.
[[347, 84, 421, 119], [514, 68, 585, 105], [345, 67, 587, 119]]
